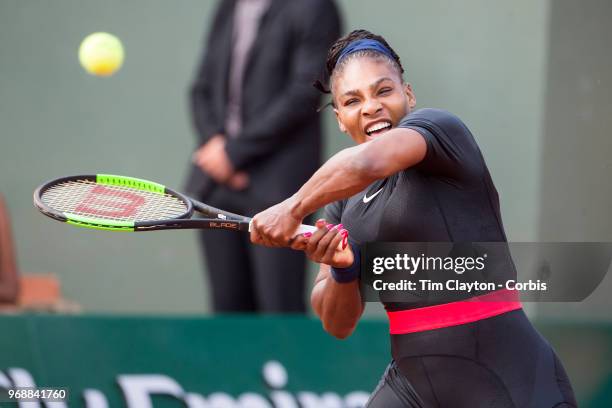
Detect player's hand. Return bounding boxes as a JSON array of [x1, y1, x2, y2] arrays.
[[290, 219, 353, 268], [250, 198, 302, 247]]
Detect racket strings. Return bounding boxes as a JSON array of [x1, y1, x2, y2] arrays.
[[41, 180, 188, 222]]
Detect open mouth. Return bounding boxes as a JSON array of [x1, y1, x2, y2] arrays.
[[365, 121, 392, 137]]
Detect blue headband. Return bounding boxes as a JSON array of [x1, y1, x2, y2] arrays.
[[336, 39, 395, 66]]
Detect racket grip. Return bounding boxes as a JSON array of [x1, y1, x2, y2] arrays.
[[249, 223, 347, 250], [247, 222, 317, 235], [296, 224, 317, 234]]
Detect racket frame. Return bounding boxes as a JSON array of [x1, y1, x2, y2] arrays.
[[34, 174, 196, 232], [34, 174, 320, 236]]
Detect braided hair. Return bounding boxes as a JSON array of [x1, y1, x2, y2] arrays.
[[314, 29, 405, 106]]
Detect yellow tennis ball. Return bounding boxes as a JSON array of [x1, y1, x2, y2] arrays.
[[79, 32, 124, 76]]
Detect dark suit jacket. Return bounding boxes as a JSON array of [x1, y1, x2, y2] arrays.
[[185, 0, 342, 212]]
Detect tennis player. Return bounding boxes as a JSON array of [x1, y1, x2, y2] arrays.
[[250, 30, 577, 407]]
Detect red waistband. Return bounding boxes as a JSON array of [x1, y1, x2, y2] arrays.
[[386, 289, 522, 335]]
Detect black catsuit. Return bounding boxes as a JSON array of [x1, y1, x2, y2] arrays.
[[324, 109, 577, 407]]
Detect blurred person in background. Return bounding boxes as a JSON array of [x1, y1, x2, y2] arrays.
[[185, 0, 342, 313]]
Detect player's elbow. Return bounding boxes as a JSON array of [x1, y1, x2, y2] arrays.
[[320, 308, 361, 339], [322, 320, 357, 340], [312, 299, 359, 339]]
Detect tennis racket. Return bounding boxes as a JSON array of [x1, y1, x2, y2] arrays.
[[33, 174, 323, 238]]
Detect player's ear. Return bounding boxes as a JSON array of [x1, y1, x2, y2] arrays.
[[404, 83, 416, 110], [334, 108, 348, 133]]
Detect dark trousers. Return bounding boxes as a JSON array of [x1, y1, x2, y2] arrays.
[[199, 230, 306, 312], [198, 187, 307, 313]]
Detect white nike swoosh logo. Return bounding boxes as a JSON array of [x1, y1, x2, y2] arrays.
[[363, 188, 383, 203]]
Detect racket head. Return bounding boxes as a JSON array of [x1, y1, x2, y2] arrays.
[[33, 174, 193, 231]]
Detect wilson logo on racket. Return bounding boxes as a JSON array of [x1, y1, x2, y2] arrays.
[[76, 185, 145, 218]]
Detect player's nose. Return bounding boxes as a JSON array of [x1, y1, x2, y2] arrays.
[[362, 97, 383, 116]]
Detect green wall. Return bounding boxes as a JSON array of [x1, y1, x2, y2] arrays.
[[1, 0, 608, 315], [1, 0, 216, 313]]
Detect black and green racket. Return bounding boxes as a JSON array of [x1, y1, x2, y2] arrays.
[[33, 174, 320, 236]]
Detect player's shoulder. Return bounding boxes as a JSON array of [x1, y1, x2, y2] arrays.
[[401, 108, 466, 128], [400, 108, 474, 142]]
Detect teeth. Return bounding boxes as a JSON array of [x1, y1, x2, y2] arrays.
[[366, 122, 391, 134]]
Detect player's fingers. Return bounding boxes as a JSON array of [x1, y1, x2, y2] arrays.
[[319, 224, 341, 248], [260, 234, 276, 247], [251, 214, 283, 248], [266, 224, 289, 247], [321, 229, 347, 264], [315, 218, 327, 229], [259, 226, 278, 247], [264, 226, 286, 247], [305, 219, 330, 253], [250, 225, 263, 245], [250, 217, 272, 247], [312, 224, 341, 260], [290, 234, 309, 251]]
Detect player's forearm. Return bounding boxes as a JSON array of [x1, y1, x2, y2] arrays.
[[288, 128, 428, 220], [289, 144, 379, 219], [311, 275, 363, 339]]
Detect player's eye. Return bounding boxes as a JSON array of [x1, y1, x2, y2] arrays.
[[344, 98, 359, 106], [378, 87, 392, 96]]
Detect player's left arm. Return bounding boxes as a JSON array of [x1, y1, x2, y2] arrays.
[[224, 0, 342, 170], [311, 263, 365, 339], [289, 217, 364, 340]]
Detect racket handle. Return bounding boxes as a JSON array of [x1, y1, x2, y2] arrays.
[[247, 221, 316, 234], [296, 224, 317, 234], [248, 222, 347, 250]]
